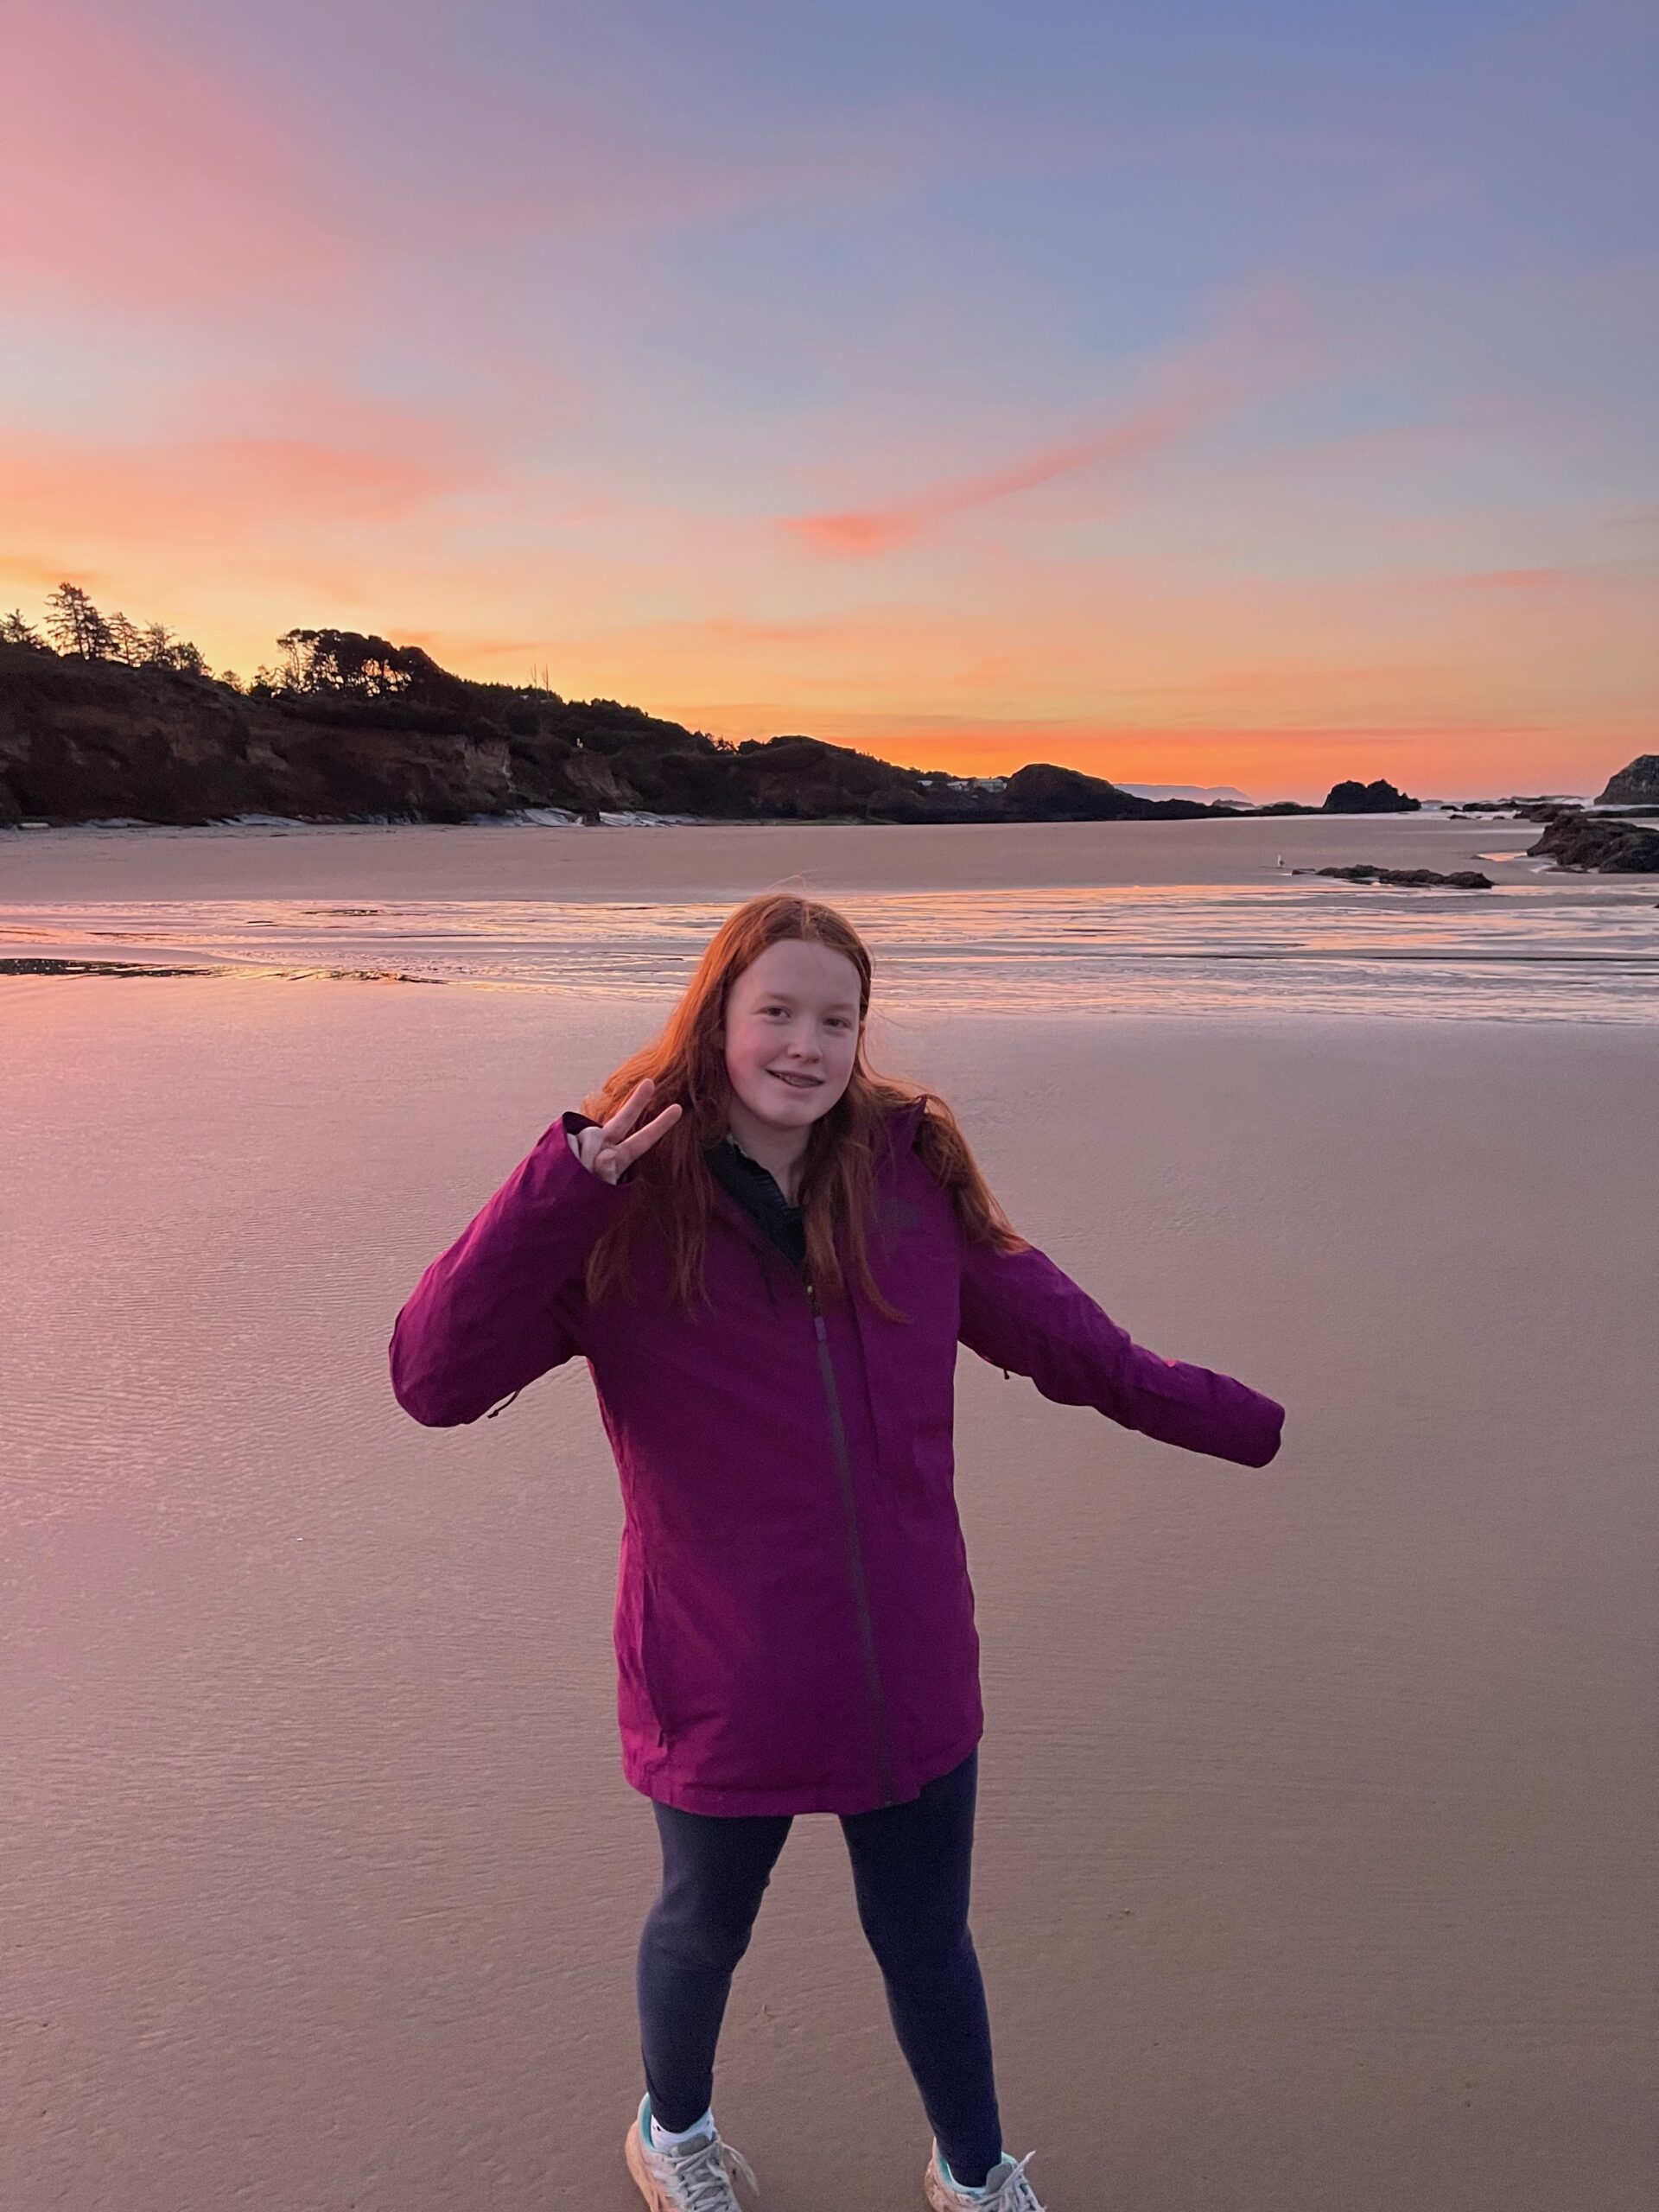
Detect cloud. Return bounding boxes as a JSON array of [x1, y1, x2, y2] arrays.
[[0, 381, 492, 551], [1465, 560, 1659, 590], [0, 551, 86, 592], [780, 381, 1227, 556]]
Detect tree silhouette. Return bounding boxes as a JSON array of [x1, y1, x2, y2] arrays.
[[275, 627, 461, 705], [140, 622, 206, 674], [44, 582, 115, 658], [107, 611, 146, 664], [1, 609, 48, 649]]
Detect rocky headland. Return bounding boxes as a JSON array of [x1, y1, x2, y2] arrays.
[[0, 626, 1423, 831], [7, 619, 1643, 841]]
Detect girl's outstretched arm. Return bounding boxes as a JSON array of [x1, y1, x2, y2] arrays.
[[957, 1235, 1284, 1468], [389, 1111, 630, 1427]]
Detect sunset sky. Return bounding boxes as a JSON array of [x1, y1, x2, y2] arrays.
[[3, 0, 1655, 799]]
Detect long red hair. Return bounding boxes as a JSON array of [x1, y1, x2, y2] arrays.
[[581, 891, 1027, 1321]]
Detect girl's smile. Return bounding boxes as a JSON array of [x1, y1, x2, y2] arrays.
[[718, 937, 863, 1192]]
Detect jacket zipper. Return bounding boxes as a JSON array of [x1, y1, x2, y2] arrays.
[[708, 1185, 900, 1809], [804, 1271, 899, 1808]]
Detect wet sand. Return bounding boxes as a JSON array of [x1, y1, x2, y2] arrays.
[[0, 808, 1539, 902], [4, 961, 1656, 2211]]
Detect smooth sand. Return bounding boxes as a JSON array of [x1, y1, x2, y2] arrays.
[[0, 809, 1540, 902], [3, 961, 1656, 2212]]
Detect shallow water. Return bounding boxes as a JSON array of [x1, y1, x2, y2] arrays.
[[3, 868, 1656, 1020]]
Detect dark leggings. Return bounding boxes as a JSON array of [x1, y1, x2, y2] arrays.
[[637, 1751, 1002, 2188]]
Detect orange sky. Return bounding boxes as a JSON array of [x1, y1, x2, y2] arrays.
[[3, 1, 1655, 801]]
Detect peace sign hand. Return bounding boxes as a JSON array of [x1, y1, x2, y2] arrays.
[[568, 1078, 683, 1185]]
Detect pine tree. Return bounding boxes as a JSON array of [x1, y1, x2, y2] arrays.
[[107, 611, 146, 664], [0, 609, 48, 649], [43, 582, 116, 658]]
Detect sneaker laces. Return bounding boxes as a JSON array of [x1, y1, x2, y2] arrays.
[[975, 2151, 1044, 2210], [645, 2129, 758, 2211]]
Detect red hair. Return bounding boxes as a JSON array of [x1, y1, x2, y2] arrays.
[[582, 891, 1027, 1321]]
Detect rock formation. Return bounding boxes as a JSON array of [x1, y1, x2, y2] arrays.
[[1595, 755, 1659, 807], [1299, 864, 1493, 888], [1527, 813, 1659, 873], [1322, 778, 1421, 814]]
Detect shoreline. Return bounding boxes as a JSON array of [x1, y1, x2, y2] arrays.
[[0, 810, 1548, 899]]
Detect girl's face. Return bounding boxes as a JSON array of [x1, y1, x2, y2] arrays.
[[719, 938, 864, 1136]]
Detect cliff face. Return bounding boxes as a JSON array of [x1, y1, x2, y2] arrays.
[[0, 649, 988, 827], [0, 649, 536, 824], [1595, 755, 1659, 806]]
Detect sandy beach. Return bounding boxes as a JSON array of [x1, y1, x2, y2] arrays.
[[0, 809, 1545, 901], [3, 820, 1656, 2211]]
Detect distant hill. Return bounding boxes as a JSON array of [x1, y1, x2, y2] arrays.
[[1119, 782, 1254, 807]]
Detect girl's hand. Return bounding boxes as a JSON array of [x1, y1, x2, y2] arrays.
[[568, 1078, 683, 1185]]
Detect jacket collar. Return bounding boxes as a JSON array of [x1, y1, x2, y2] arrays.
[[703, 1095, 925, 1244]]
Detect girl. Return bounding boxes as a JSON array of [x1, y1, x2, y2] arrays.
[[391, 892, 1284, 2212]]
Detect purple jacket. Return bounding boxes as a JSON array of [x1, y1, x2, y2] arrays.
[[390, 1097, 1283, 1816]]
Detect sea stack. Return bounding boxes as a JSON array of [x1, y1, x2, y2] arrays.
[[1595, 755, 1659, 806], [1322, 778, 1421, 814]]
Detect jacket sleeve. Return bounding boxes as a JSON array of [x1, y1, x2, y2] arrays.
[[957, 1234, 1284, 1468], [389, 1111, 632, 1427]]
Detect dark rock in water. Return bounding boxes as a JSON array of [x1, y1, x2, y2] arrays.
[[1511, 799, 1585, 824], [1527, 813, 1659, 873], [1298, 864, 1493, 888], [1323, 778, 1421, 814], [1596, 755, 1659, 807]]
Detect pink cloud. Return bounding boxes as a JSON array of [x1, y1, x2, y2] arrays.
[[781, 383, 1227, 556], [0, 381, 492, 552], [0, 4, 355, 313], [1466, 561, 1658, 590]]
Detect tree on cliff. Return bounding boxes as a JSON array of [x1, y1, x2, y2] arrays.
[[35, 585, 209, 674], [106, 612, 146, 664], [1, 610, 49, 650], [275, 627, 461, 706], [138, 622, 208, 675], [44, 582, 116, 658]]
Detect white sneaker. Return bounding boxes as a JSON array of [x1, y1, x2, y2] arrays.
[[925, 2141, 1046, 2209], [625, 2097, 760, 2210]]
